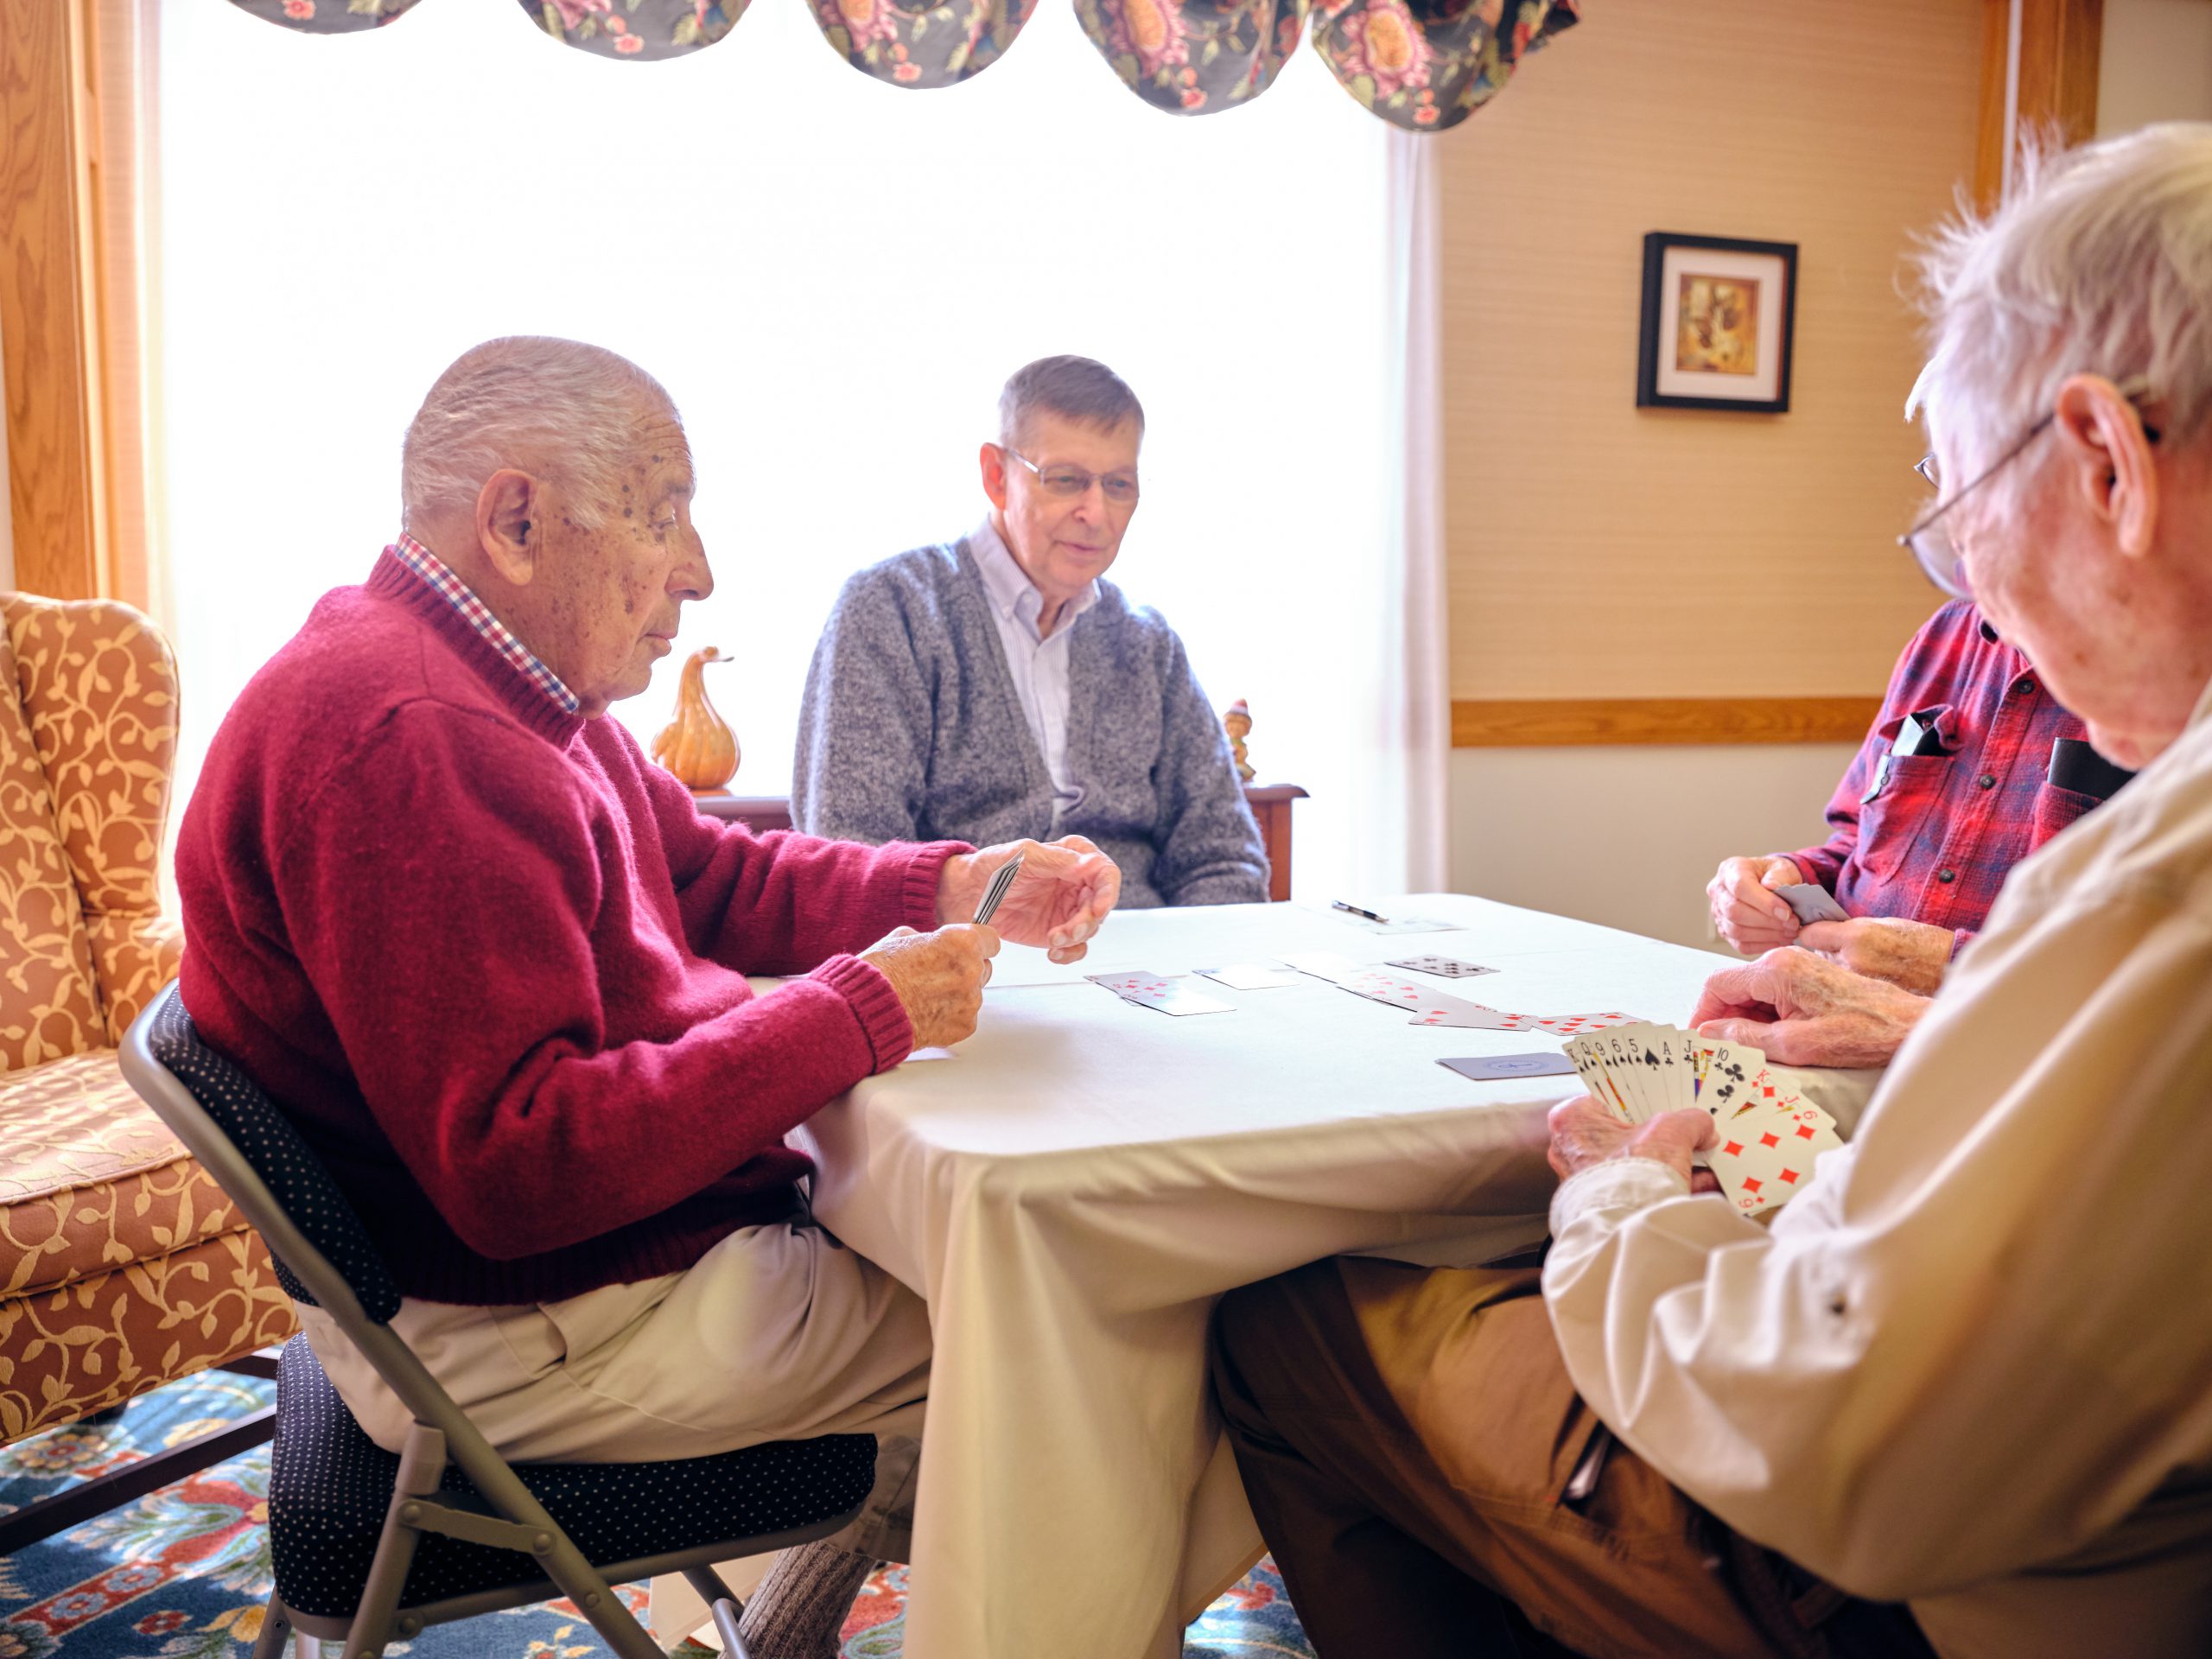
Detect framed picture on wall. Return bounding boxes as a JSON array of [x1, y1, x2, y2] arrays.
[[1636, 232, 1797, 413]]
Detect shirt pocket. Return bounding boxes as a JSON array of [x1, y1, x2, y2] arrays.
[[1857, 753, 1952, 880], [2030, 781, 2102, 849]]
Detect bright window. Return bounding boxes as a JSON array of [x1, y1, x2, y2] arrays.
[[157, 0, 1398, 895]]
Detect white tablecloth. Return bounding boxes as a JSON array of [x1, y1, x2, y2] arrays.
[[656, 894, 1876, 1656]]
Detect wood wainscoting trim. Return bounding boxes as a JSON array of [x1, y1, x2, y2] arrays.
[[1452, 697, 1881, 748]]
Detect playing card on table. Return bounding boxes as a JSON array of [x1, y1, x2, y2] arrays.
[[1340, 969, 1439, 1009], [1404, 996, 1641, 1034], [1194, 962, 1302, 990], [1707, 1100, 1843, 1217], [1387, 955, 1498, 980], [1084, 970, 1233, 1016], [1278, 951, 1364, 984]]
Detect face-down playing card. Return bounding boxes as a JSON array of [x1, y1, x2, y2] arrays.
[[1775, 883, 1852, 926]]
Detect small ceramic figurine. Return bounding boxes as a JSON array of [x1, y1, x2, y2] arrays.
[[1223, 697, 1255, 784], [652, 646, 740, 792]]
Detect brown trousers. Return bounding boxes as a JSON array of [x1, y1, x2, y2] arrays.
[[1210, 1256, 1933, 1659]]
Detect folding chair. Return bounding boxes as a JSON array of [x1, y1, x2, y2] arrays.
[[120, 982, 878, 1659]]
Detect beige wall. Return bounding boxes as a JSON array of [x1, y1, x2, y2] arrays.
[[1438, 0, 1981, 702], [2098, 0, 2212, 133], [1449, 743, 1859, 950], [1434, 1, 1989, 946]]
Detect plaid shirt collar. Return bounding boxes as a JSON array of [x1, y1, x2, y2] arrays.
[[388, 532, 579, 715]]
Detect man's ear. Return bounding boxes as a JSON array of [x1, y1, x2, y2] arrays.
[[979, 442, 1010, 513], [476, 469, 540, 586], [2052, 374, 2158, 560]]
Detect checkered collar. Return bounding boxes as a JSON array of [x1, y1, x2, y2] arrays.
[[388, 532, 579, 715]]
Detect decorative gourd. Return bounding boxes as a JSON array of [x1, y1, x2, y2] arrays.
[[652, 646, 740, 791]]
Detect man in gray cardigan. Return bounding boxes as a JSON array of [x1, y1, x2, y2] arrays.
[[794, 356, 1268, 907]]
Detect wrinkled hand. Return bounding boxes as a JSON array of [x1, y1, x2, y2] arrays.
[[861, 925, 999, 1051], [1689, 947, 1930, 1070], [1707, 855, 1806, 956], [1548, 1095, 1720, 1192], [1796, 915, 1953, 996], [937, 837, 1121, 964]]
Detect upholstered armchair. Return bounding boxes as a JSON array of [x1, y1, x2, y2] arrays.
[[0, 594, 294, 1551]]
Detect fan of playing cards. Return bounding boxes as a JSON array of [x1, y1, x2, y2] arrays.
[[1565, 1025, 1844, 1216]]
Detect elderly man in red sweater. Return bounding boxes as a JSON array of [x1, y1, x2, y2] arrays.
[[175, 336, 1120, 1656]]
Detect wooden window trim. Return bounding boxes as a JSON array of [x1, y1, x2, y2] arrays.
[[1976, 0, 2104, 209], [1, 0, 150, 607]]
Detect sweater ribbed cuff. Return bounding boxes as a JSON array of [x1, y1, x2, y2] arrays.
[[903, 841, 972, 930], [810, 953, 915, 1074]]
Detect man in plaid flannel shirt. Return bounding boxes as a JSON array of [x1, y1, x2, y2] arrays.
[[1706, 599, 2129, 1014]]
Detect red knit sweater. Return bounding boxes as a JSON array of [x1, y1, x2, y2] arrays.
[[177, 551, 958, 1304]]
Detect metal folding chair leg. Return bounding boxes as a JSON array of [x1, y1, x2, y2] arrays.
[[341, 1425, 445, 1659], [249, 1592, 294, 1659], [683, 1565, 750, 1658]]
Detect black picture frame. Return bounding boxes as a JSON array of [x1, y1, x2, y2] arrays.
[[1636, 232, 1798, 414]]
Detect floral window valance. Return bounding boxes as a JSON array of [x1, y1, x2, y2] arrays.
[[222, 0, 1577, 131]]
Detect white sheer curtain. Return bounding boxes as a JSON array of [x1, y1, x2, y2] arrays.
[[153, 0, 1445, 900], [1376, 129, 1452, 893]]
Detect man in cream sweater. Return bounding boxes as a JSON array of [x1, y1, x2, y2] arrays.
[[1212, 124, 2212, 1658]]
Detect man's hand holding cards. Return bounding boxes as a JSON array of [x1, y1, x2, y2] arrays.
[[1562, 1023, 1842, 1216]]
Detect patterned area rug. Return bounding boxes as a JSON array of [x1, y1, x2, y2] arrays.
[[1, 1372, 1315, 1656]]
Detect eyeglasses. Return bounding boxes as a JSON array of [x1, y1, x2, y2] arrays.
[[1003, 448, 1140, 506], [1899, 375, 2156, 600]]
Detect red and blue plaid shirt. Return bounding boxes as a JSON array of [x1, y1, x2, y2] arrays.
[[388, 532, 578, 715], [1784, 600, 2126, 953]]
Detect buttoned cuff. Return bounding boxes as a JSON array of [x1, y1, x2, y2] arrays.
[[1548, 1156, 1691, 1243]]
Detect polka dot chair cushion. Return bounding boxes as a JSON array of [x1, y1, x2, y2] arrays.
[[272, 1331, 879, 1618], [143, 984, 402, 1322]]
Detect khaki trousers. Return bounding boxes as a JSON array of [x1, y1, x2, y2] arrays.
[[1211, 1256, 1931, 1659], [296, 1218, 933, 1562]]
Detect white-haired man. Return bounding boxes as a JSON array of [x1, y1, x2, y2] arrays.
[[177, 337, 1121, 1655], [1210, 125, 2212, 1658]]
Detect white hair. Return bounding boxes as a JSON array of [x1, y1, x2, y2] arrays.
[[400, 337, 674, 531], [1908, 123, 2212, 461]]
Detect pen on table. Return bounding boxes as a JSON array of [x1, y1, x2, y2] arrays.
[[1332, 899, 1389, 924]]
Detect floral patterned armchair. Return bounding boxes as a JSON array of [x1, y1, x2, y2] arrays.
[[0, 594, 294, 1549]]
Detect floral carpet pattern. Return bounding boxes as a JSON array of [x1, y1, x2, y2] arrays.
[[1, 1373, 1314, 1656]]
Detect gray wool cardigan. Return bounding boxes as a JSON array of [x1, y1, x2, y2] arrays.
[[791, 539, 1268, 909]]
